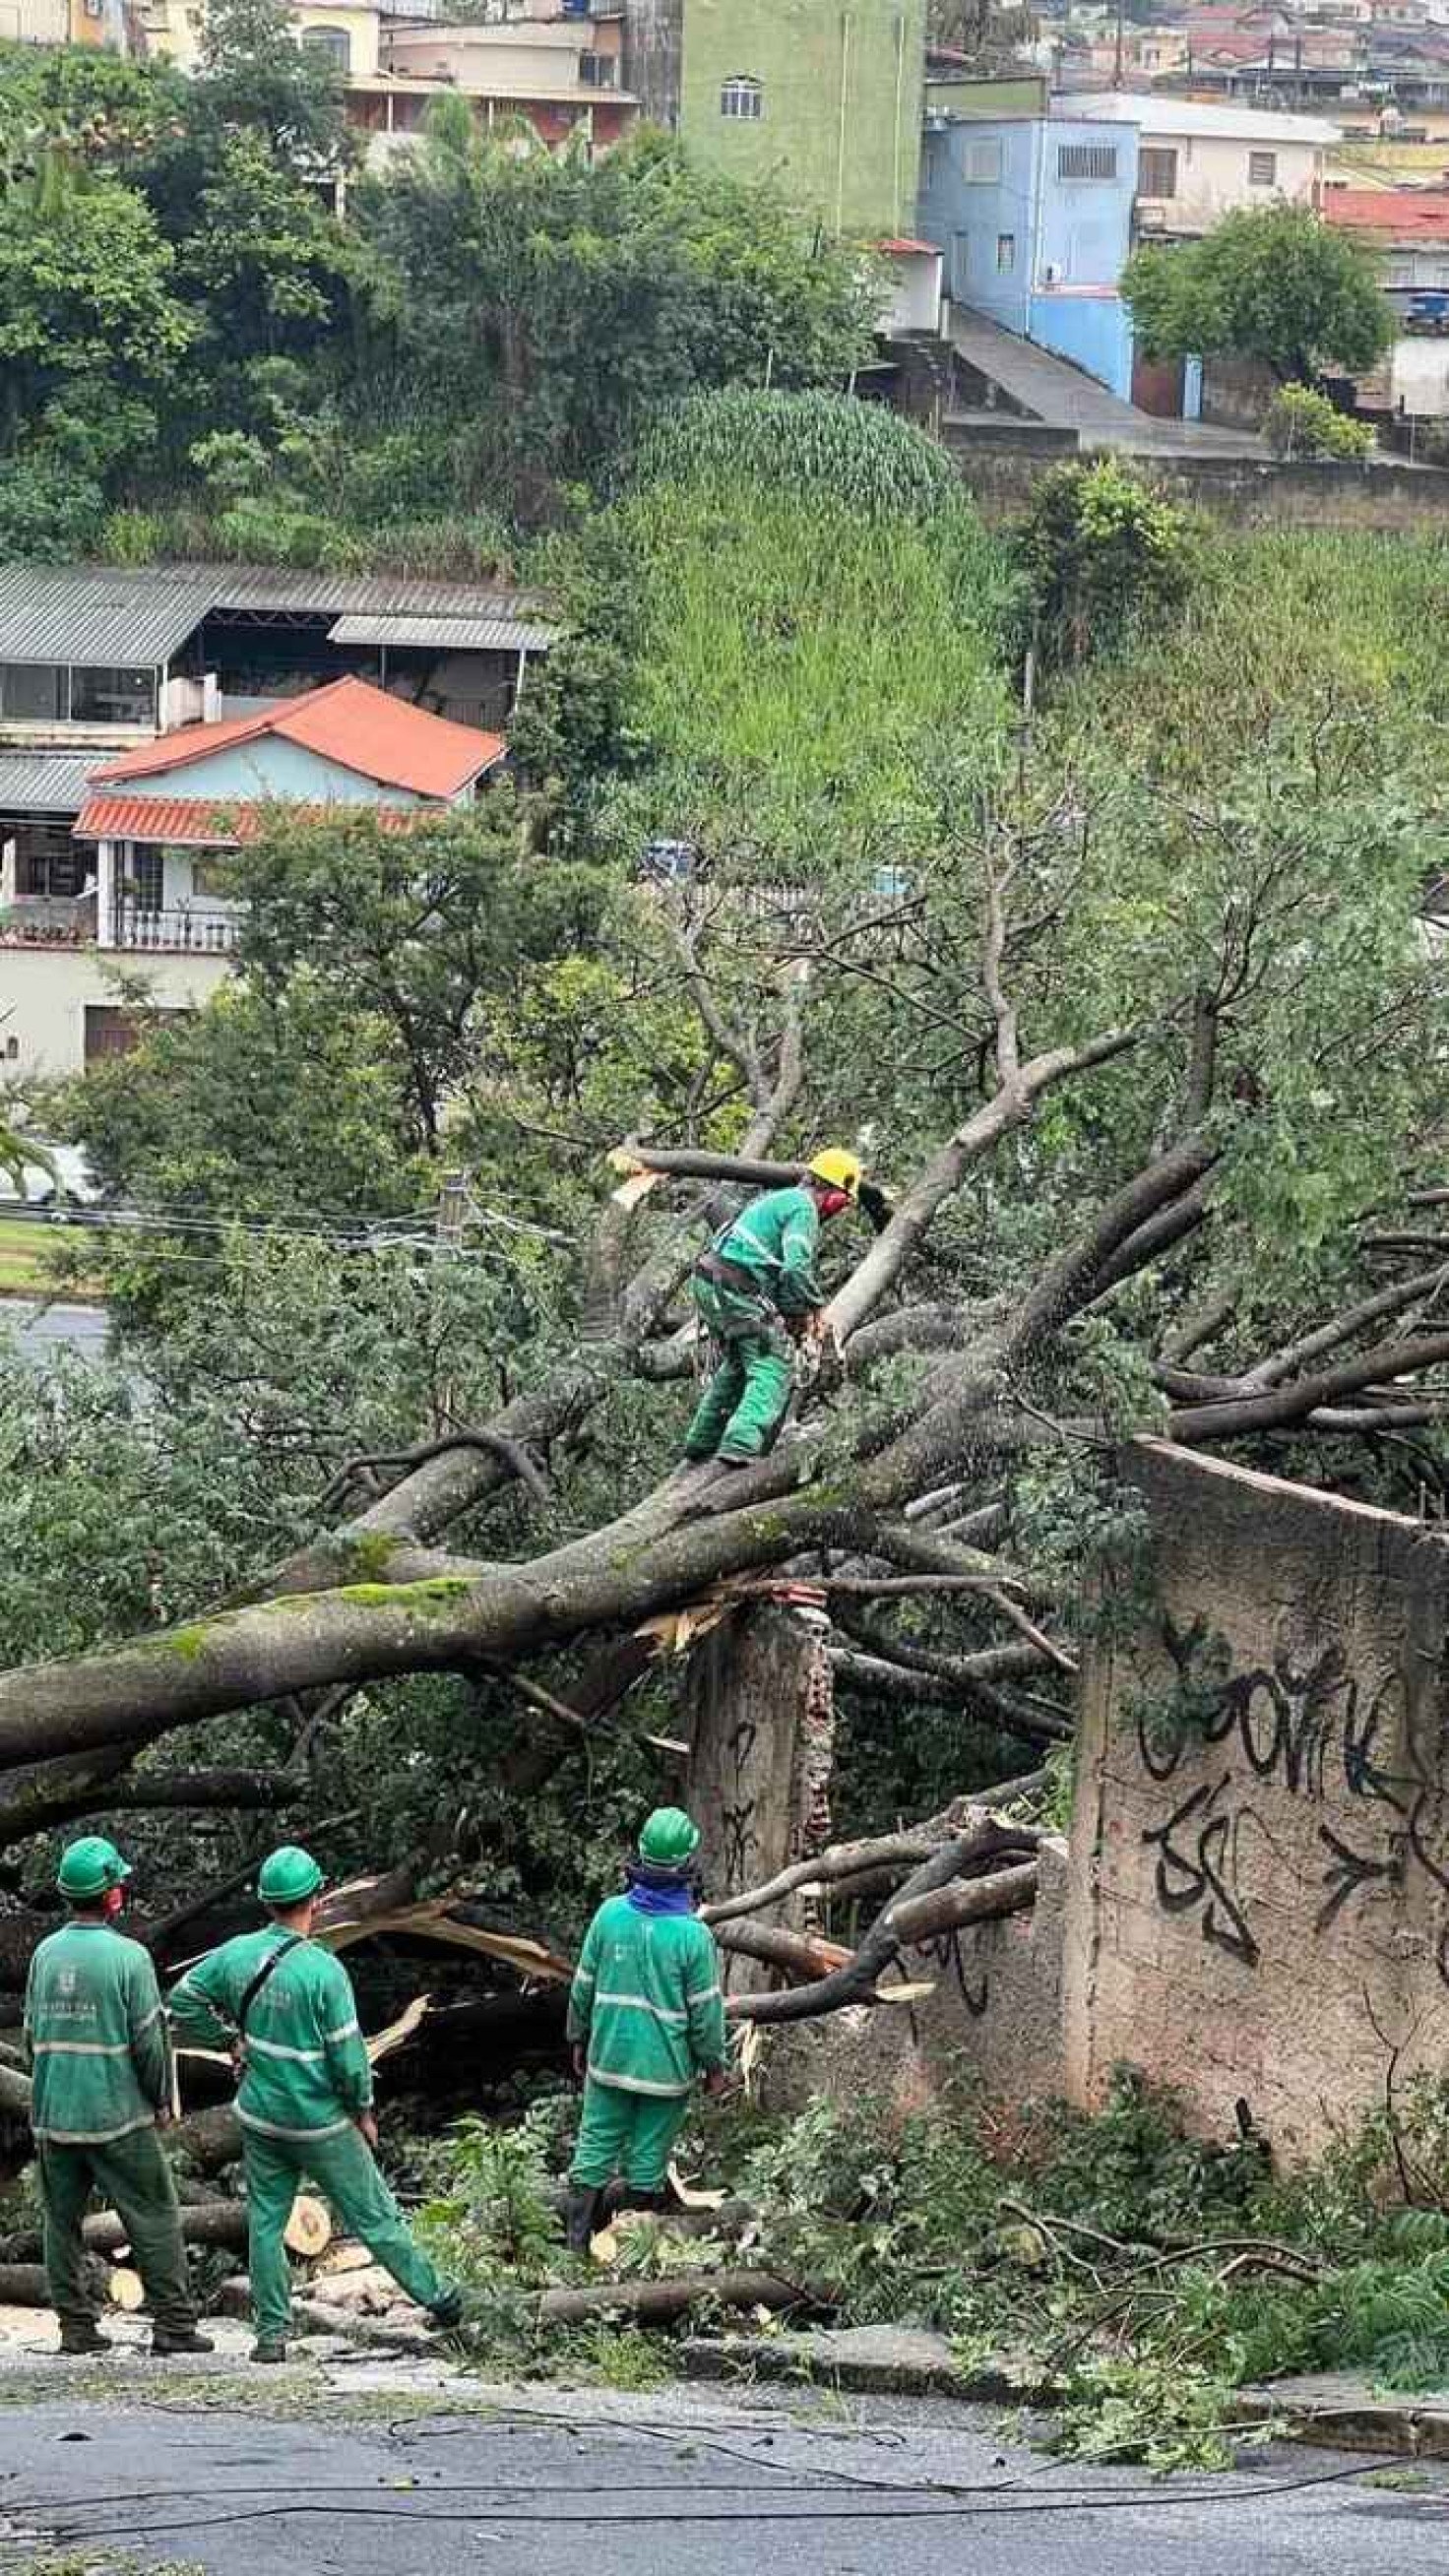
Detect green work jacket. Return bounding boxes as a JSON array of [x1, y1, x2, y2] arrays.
[[712, 1187, 823, 1316], [567, 1896, 726, 2098], [168, 1926, 371, 2143], [24, 1922, 171, 2146]]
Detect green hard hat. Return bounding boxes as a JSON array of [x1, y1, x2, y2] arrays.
[[638, 1807, 701, 1865], [57, 1835, 132, 1900], [257, 1845, 325, 1907]]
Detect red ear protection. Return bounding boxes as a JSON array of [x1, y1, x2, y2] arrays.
[[817, 1187, 851, 1221], [102, 1884, 126, 1919]]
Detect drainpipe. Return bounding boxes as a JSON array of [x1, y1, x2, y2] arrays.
[[1030, 116, 1047, 340], [892, 8, 905, 234], [835, 9, 851, 240]]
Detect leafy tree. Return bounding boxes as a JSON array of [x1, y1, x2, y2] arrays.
[[0, 172, 193, 464], [195, 0, 347, 175], [1016, 458, 1198, 669], [359, 124, 876, 512], [1122, 206, 1393, 386]]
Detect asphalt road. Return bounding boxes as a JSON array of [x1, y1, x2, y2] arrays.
[[0, 1297, 108, 1361], [2, 2381, 1446, 2576]]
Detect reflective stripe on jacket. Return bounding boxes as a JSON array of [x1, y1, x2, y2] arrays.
[[24, 1923, 170, 2145], [567, 1896, 725, 2098], [168, 1927, 372, 2141]]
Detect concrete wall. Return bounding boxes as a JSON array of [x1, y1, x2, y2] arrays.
[[945, 439, 1449, 527], [1064, 1443, 1449, 2161], [662, 0, 927, 238], [763, 1444, 1449, 2167], [0, 946, 232, 1080], [1030, 289, 1135, 400]]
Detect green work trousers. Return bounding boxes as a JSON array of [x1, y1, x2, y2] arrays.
[[38, 2127, 197, 2337], [684, 1275, 794, 1463], [569, 2079, 689, 2192], [242, 2122, 453, 2346]]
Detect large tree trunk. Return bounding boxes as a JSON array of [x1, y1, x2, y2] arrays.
[[688, 1604, 828, 1995]]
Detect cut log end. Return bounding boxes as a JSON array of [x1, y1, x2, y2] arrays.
[[108, 2266, 146, 2312], [283, 2194, 332, 2259]]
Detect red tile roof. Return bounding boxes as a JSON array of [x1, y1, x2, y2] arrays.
[[1324, 186, 1449, 238], [91, 675, 504, 800], [75, 794, 449, 844]]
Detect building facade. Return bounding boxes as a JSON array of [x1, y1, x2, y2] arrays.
[[620, 0, 928, 236], [919, 110, 1140, 396], [1072, 94, 1339, 237]]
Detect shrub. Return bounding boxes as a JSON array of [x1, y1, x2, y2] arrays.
[[99, 507, 162, 565], [633, 388, 961, 522], [1016, 457, 1198, 668], [0, 455, 105, 561], [1263, 384, 1375, 462]]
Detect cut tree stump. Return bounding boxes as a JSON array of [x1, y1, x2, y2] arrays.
[[536, 2270, 809, 2329]]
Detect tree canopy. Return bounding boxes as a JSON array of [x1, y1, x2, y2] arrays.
[[1121, 204, 1394, 385]]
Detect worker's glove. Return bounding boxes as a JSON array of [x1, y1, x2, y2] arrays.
[[703, 2066, 730, 2099], [857, 1179, 894, 1236]]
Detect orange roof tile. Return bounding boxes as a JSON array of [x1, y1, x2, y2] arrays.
[[1324, 186, 1449, 237], [75, 794, 453, 844], [92, 676, 504, 800]]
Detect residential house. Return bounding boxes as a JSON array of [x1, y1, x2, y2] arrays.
[[917, 92, 1341, 409], [616, 0, 929, 237], [2, 0, 136, 42], [377, 14, 637, 158], [1322, 183, 1449, 415], [1071, 94, 1340, 234], [0, 567, 541, 1076], [918, 110, 1142, 397]]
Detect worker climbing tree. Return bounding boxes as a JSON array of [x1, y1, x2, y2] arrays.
[[682, 1149, 866, 1468]]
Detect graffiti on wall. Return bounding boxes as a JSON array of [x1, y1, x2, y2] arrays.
[[1137, 1617, 1449, 1985]]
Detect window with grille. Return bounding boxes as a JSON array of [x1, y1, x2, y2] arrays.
[[1139, 145, 1178, 197], [1248, 149, 1278, 184], [964, 137, 1003, 182], [721, 75, 764, 120], [996, 231, 1016, 271], [1057, 141, 1118, 181]]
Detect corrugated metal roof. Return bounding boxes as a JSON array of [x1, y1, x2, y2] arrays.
[[0, 562, 558, 666], [328, 611, 556, 653], [75, 793, 441, 844], [0, 750, 101, 814], [205, 567, 556, 624], [0, 566, 217, 668]]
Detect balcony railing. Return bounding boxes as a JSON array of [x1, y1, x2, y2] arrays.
[[111, 905, 242, 955], [0, 894, 97, 948]]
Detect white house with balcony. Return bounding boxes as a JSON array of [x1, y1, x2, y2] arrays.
[[1070, 93, 1341, 239], [1, 676, 502, 1075]]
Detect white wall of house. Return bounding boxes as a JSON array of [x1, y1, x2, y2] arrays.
[[1073, 94, 1338, 234], [383, 18, 588, 91], [92, 840, 250, 952], [0, 947, 233, 1081]]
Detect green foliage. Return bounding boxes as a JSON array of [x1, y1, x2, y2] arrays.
[[1122, 205, 1393, 384], [0, 451, 104, 558], [1263, 383, 1375, 461], [634, 389, 961, 521], [1016, 458, 1198, 668]]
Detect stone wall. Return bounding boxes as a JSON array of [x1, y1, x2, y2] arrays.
[[1064, 1443, 1449, 2161], [948, 440, 1449, 530], [762, 1446, 1449, 2165]]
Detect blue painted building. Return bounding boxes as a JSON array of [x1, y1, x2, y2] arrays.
[[917, 112, 1140, 400]]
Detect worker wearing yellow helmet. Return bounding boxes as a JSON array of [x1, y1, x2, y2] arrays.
[[681, 1149, 866, 1468]]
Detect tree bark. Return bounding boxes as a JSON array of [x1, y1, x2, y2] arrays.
[[536, 2269, 808, 2328], [688, 1604, 817, 1995]]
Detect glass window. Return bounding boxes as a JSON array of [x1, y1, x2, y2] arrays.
[[70, 667, 156, 725], [721, 75, 764, 120], [1057, 142, 1118, 181], [996, 231, 1016, 271], [1248, 150, 1278, 185], [964, 138, 1002, 182], [0, 663, 67, 722], [15, 832, 88, 899], [301, 24, 349, 68], [1139, 146, 1178, 198]]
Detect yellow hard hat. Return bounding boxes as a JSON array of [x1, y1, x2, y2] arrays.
[[808, 1148, 862, 1200]]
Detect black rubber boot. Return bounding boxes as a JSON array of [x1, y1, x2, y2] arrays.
[[59, 2319, 111, 2356], [565, 2185, 603, 2253], [429, 2291, 465, 2331], [251, 2337, 288, 2365], [151, 2325, 215, 2356], [619, 2187, 667, 2216]]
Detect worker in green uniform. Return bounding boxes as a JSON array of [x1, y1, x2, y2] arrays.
[[682, 1149, 863, 1467], [168, 1845, 462, 2363], [25, 1835, 212, 2357], [564, 1807, 727, 2252]]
